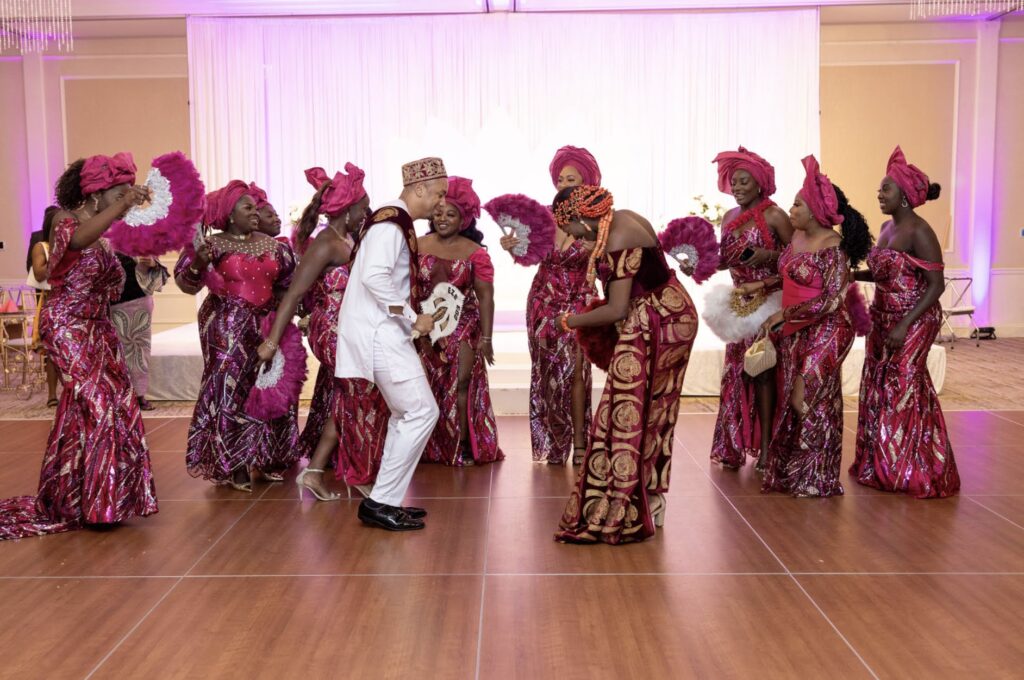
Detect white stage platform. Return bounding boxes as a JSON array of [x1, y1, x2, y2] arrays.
[[149, 318, 947, 415]]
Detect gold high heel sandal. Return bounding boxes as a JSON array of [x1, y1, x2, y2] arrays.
[[296, 468, 341, 502], [572, 446, 587, 466]]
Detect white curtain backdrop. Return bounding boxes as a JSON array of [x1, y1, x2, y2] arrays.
[[188, 11, 819, 312]]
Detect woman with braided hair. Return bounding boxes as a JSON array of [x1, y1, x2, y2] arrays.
[[553, 185, 699, 545]]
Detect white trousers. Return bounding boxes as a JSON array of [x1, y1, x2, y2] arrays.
[[368, 334, 439, 507]]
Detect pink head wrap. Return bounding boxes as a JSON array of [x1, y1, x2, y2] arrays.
[[444, 176, 481, 227], [885, 146, 930, 208], [800, 155, 844, 227], [204, 180, 252, 230], [304, 163, 367, 218], [549, 146, 601, 188], [80, 152, 137, 195], [247, 183, 270, 209], [712, 146, 776, 197]]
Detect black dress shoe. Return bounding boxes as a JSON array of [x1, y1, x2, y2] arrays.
[[402, 506, 427, 519], [358, 499, 425, 531]]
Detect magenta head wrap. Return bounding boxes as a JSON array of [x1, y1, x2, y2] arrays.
[[80, 152, 137, 195], [444, 176, 481, 226], [204, 180, 252, 230], [549, 145, 601, 188], [712, 146, 776, 197], [305, 163, 367, 218], [800, 155, 844, 227], [885, 146, 930, 208], [247, 183, 270, 209]]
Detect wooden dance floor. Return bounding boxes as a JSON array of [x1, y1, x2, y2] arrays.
[[2, 411, 1023, 678]]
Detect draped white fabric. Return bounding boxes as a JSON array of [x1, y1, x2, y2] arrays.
[[188, 11, 819, 310]]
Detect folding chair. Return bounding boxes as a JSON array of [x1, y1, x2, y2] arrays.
[[939, 276, 979, 348]]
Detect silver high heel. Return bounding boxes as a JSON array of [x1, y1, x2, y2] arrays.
[[296, 468, 341, 502], [648, 493, 667, 528]]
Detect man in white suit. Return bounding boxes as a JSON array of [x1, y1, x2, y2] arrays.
[[336, 157, 448, 531]]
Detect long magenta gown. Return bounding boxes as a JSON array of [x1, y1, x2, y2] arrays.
[[557, 247, 698, 544], [174, 237, 299, 482], [849, 248, 960, 497], [762, 245, 853, 497], [297, 263, 388, 486], [710, 200, 782, 468], [0, 217, 158, 539], [416, 249, 504, 466], [527, 240, 594, 464]]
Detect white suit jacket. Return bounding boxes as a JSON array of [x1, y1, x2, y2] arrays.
[[335, 199, 423, 383]]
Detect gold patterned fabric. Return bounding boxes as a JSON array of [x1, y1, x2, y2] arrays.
[[556, 246, 697, 544]]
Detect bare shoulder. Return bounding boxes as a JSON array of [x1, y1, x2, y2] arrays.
[[764, 205, 789, 227]]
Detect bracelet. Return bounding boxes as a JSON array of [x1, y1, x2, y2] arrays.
[[560, 313, 572, 333], [187, 265, 201, 276], [261, 339, 278, 349], [480, 336, 492, 341]]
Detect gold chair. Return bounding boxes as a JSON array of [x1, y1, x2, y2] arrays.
[[0, 286, 46, 398]]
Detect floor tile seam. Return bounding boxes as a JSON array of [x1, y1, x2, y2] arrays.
[[82, 576, 183, 680], [674, 432, 882, 680], [963, 496, 1024, 533], [5, 570, 1022, 581], [984, 410, 1024, 428], [181, 492, 267, 578], [474, 465, 495, 680]]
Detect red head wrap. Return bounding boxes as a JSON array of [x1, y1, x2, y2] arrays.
[[80, 152, 137, 195], [885, 146, 930, 209], [304, 163, 367, 218], [712, 146, 776, 197], [444, 176, 481, 227], [204, 180, 252, 231], [800, 155, 844, 227], [549, 146, 601, 188], [247, 183, 270, 209]]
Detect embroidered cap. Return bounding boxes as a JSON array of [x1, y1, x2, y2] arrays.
[[401, 157, 447, 186]]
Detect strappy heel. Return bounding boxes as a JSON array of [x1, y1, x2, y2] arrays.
[[572, 446, 587, 466], [296, 468, 341, 502]]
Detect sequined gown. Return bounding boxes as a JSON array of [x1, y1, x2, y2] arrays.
[[711, 201, 782, 468], [416, 250, 504, 465], [1, 217, 158, 540], [297, 264, 388, 486], [174, 238, 298, 482], [557, 247, 698, 544], [762, 245, 853, 497], [264, 240, 300, 474], [850, 248, 959, 497], [527, 240, 594, 464]]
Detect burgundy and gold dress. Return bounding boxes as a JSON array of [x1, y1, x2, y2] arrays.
[[711, 200, 782, 468], [557, 246, 698, 544], [1, 217, 158, 539], [175, 236, 298, 482], [416, 249, 504, 465], [762, 245, 853, 497], [850, 248, 959, 497], [297, 262, 388, 487], [527, 241, 594, 464]]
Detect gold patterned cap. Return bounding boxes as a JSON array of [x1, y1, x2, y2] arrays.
[[401, 157, 447, 186]]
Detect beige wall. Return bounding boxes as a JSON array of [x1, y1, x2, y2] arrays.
[[1, 28, 196, 332], [0, 59, 32, 277], [822, 17, 1023, 333]]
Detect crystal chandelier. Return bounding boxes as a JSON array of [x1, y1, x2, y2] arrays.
[[0, 0, 74, 53], [911, 0, 1024, 19]]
